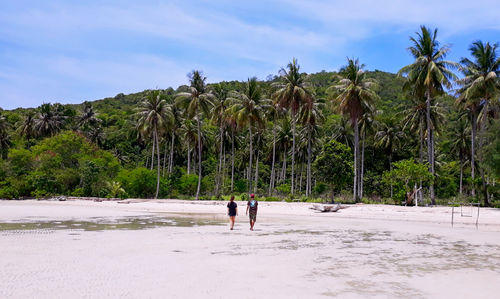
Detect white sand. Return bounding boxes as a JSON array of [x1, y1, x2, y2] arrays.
[[1, 199, 500, 298]]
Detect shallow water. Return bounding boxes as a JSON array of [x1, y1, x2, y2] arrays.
[[0, 215, 225, 232]]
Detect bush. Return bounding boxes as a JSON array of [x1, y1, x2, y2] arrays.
[[176, 174, 199, 196], [240, 193, 249, 201], [117, 168, 156, 198], [276, 183, 290, 195]]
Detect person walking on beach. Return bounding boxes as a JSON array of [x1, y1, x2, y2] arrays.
[[246, 194, 258, 231], [227, 196, 238, 230]]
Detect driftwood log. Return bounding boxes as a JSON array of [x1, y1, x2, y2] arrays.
[[310, 204, 344, 213]]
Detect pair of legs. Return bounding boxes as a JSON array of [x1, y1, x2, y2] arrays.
[[229, 216, 235, 230], [249, 214, 256, 230]]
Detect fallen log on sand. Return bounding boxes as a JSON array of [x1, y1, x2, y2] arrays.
[[310, 203, 346, 213]]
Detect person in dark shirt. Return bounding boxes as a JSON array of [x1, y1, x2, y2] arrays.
[[246, 193, 258, 231], [227, 196, 238, 230]]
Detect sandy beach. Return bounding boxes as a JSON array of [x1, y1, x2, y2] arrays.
[[1, 199, 500, 298]]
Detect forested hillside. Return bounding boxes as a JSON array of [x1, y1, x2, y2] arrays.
[[1, 31, 499, 206]]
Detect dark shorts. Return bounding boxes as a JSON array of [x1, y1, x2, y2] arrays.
[[249, 211, 257, 221], [228, 212, 236, 217]]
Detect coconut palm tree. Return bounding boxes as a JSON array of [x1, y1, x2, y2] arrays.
[[228, 77, 269, 193], [358, 107, 376, 198], [176, 71, 214, 200], [273, 58, 313, 195], [137, 90, 169, 199], [399, 26, 458, 204], [34, 103, 65, 137], [449, 117, 470, 195], [267, 101, 285, 195], [77, 102, 100, 129], [333, 58, 379, 201], [0, 113, 10, 159], [299, 97, 324, 196], [331, 116, 353, 147], [211, 83, 230, 196], [456, 40, 500, 205], [375, 118, 405, 198], [179, 118, 198, 175], [18, 111, 36, 148], [275, 117, 292, 186]]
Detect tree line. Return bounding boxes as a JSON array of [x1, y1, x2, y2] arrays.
[[0, 25, 499, 206]]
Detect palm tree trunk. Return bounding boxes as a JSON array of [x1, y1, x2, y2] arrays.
[[353, 117, 359, 202], [426, 90, 435, 205], [306, 129, 312, 197], [216, 125, 224, 196], [187, 143, 191, 175], [269, 126, 276, 196], [291, 115, 296, 195], [169, 131, 174, 173], [419, 125, 424, 202], [162, 138, 168, 176], [248, 126, 253, 193], [196, 114, 202, 200], [254, 150, 259, 194], [231, 128, 235, 193], [154, 129, 161, 199], [150, 135, 155, 171], [299, 162, 304, 194], [459, 159, 463, 195], [389, 152, 393, 198], [360, 130, 366, 198], [471, 109, 476, 197], [222, 145, 226, 191], [282, 146, 287, 183]]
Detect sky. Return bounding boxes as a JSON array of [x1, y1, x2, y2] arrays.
[[1, 0, 499, 110]]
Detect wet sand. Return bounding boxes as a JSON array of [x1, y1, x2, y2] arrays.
[[1, 200, 500, 298]]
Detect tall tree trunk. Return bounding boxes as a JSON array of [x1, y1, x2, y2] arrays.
[[269, 126, 276, 196], [419, 125, 424, 203], [231, 128, 235, 193], [426, 90, 435, 205], [459, 158, 463, 195], [216, 125, 224, 196], [389, 152, 393, 198], [360, 130, 366, 198], [248, 126, 253, 194], [154, 129, 161, 199], [282, 146, 287, 183], [291, 114, 296, 195], [254, 150, 259, 194], [306, 129, 312, 197], [471, 109, 476, 197], [187, 143, 191, 175], [162, 138, 168, 176], [169, 131, 174, 173], [299, 162, 304, 194], [478, 101, 490, 206], [150, 135, 155, 171], [196, 114, 202, 200], [353, 117, 359, 202], [222, 145, 226, 191]]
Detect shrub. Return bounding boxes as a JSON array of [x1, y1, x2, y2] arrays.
[[176, 174, 199, 196]]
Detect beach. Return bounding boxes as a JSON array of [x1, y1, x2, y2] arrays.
[[1, 199, 500, 298]]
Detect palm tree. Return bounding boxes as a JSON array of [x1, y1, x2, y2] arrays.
[[34, 103, 65, 137], [375, 118, 405, 198], [333, 58, 379, 201], [137, 90, 169, 199], [399, 26, 458, 204], [267, 101, 285, 195], [273, 58, 313, 195], [456, 40, 500, 205], [0, 113, 10, 159], [229, 77, 269, 194], [19, 111, 36, 148], [211, 83, 230, 196], [179, 118, 198, 175], [299, 97, 324, 196], [176, 71, 214, 200], [275, 117, 292, 186], [331, 116, 353, 147], [449, 117, 470, 195], [77, 102, 100, 129], [358, 107, 376, 198]]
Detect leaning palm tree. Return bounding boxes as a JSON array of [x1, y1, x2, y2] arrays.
[[176, 71, 214, 200], [399, 26, 458, 204], [333, 58, 379, 201], [34, 103, 65, 137], [0, 113, 10, 159], [456, 40, 500, 205], [228, 77, 269, 193], [273, 58, 313, 195], [375, 118, 405, 198], [136, 90, 169, 199], [299, 97, 324, 196]]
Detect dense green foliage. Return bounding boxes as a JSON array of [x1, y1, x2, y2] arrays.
[[0, 27, 499, 206]]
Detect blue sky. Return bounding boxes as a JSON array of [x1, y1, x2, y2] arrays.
[[1, 0, 499, 110]]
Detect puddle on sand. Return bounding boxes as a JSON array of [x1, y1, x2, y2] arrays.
[[0, 215, 225, 232]]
